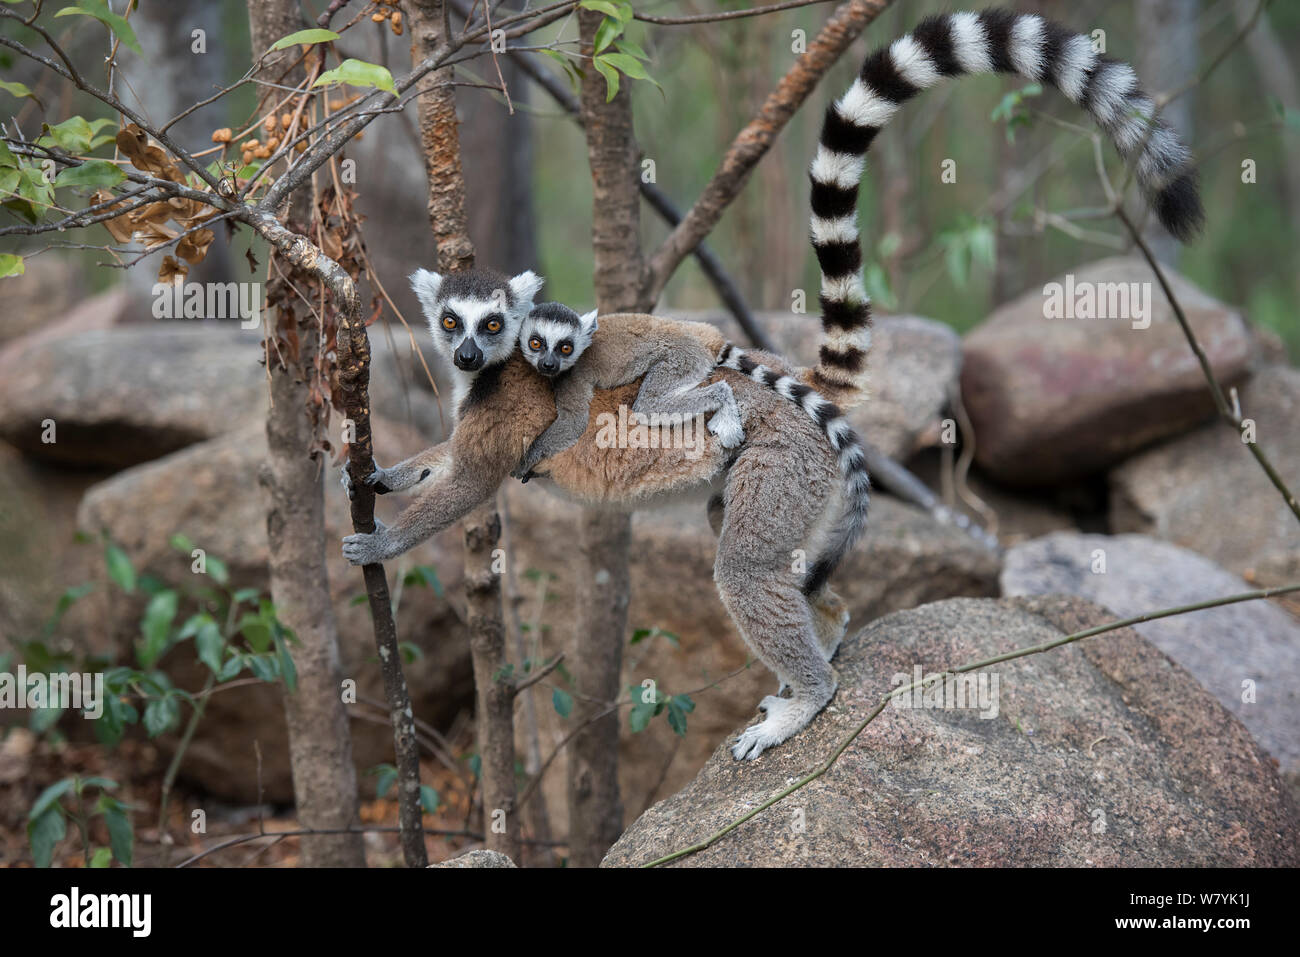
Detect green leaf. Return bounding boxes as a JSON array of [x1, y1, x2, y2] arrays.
[[42, 116, 97, 153], [272, 628, 297, 693], [398, 641, 423, 664], [579, 0, 628, 19], [402, 564, 444, 597], [217, 652, 243, 682], [90, 846, 113, 868], [100, 799, 133, 867], [552, 688, 573, 718], [204, 554, 229, 585], [245, 653, 277, 682], [232, 587, 260, 605], [138, 589, 179, 668], [592, 56, 619, 102], [368, 763, 398, 798], [0, 79, 33, 100], [142, 694, 179, 738], [55, 159, 125, 188], [27, 806, 66, 868], [29, 778, 74, 821], [614, 39, 648, 61], [54, 0, 144, 56], [666, 699, 688, 736], [313, 58, 397, 96], [0, 140, 16, 167], [168, 533, 194, 552], [593, 15, 624, 53], [599, 52, 650, 81], [195, 618, 224, 675], [0, 254, 25, 278], [419, 785, 440, 814], [628, 698, 658, 733], [238, 613, 272, 653], [79, 776, 118, 792], [29, 705, 64, 733], [270, 28, 340, 51], [104, 542, 136, 593]]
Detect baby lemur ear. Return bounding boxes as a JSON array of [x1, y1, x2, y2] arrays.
[[410, 269, 444, 316], [579, 309, 598, 333], [508, 270, 544, 308]]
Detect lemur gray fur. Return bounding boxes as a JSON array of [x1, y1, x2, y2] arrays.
[[342, 7, 1203, 760], [511, 302, 746, 482]]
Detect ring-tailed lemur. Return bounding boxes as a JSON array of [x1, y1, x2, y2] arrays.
[[343, 8, 1202, 761], [512, 303, 746, 482]]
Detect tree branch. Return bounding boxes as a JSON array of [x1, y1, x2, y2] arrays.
[[640, 0, 889, 306]]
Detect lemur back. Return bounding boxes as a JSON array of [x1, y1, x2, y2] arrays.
[[513, 308, 744, 480]]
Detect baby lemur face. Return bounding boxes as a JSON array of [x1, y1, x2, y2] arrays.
[[410, 267, 543, 373], [519, 302, 598, 377]]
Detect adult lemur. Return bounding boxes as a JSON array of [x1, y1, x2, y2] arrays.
[[342, 9, 1202, 760]]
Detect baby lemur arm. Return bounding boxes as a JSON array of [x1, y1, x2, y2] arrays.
[[628, 341, 745, 449], [512, 372, 595, 481]]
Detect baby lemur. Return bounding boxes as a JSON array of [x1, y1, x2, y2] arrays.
[[511, 302, 745, 482], [344, 7, 1203, 760]]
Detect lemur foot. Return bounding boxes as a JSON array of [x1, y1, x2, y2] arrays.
[[706, 407, 745, 449], [339, 457, 392, 501], [510, 458, 541, 483], [341, 518, 399, 565], [731, 684, 835, 761]]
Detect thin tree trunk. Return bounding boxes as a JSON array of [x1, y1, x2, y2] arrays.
[[409, 0, 518, 862], [565, 7, 647, 867], [247, 0, 365, 869]]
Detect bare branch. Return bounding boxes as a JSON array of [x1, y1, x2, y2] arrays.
[[641, 0, 890, 306]]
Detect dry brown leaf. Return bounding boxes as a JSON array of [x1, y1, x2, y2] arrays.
[[158, 255, 188, 283]]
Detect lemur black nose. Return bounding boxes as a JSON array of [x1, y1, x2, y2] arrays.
[[454, 339, 483, 370], [540, 357, 559, 374]]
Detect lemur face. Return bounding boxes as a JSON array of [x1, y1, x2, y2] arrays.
[[410, 267, 543, 373], [520, 303, 598, 377]]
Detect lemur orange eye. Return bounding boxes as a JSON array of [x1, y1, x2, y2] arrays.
[[559, 343, 573, 355], [441, 313, 457, 330], [485, 317, 502, 333], [528, 337, 542, 351]]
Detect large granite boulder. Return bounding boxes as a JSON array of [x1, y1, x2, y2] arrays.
[[1110, 364, 1300, 587], [1001, 532, 1300, 798], [603, 596, 1299, 866], [961, 256, 1257, 486]]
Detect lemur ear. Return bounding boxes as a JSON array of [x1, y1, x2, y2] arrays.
[[579, 309, 599, 333], [410, 269, 444, 316], [508, 270, 544, 308]]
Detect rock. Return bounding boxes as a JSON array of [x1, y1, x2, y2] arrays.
[[430, 849, 516, 868], [0, 322, 446, 469], [672, 310, 961, 460], [74, 418, 473, 804], [904, 449, 1081, 546], [0, 325, 267, 468], [0, 254, 91, 345], [0, 441, 112, 658], [603, 595, 1300, 866], [1001, 532, 1300, 798], [502, 485, 1000, 837], [1110, 363, 1300, 587], [961, 256, 1256, 486]]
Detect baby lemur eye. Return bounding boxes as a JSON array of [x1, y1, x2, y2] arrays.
[[528, 336, 543, 351], [559, 342, 573, 355], [440, 312, 457, 330], [484, 314, 504, 334]]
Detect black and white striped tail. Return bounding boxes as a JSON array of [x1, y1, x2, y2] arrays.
[[809, 8, 1204, 403], [718, 344, 870, 594]]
